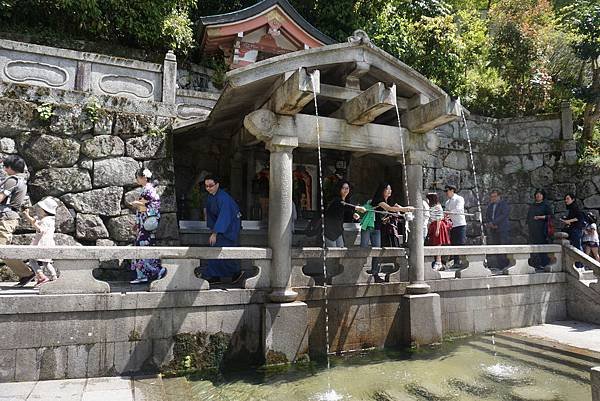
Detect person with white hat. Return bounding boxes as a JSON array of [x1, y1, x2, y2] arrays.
[[22, 196, 59, 287]]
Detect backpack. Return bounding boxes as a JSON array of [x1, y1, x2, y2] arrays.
[[584, 211, 597, 225], [0, 175, 27, 212]]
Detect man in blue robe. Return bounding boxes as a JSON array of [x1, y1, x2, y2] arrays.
[[203, 175, 243, 284]]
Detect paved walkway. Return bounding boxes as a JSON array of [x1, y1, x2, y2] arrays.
[[0, 376, 172, 401], [506, 320, 600, 360]]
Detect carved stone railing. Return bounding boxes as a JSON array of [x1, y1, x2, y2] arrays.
[[0, 245, 271, 295], [423, 244, 563, 279], [0, 39, 219, 120], [562, 244, 600, 294], [290, 247, 407, 286]]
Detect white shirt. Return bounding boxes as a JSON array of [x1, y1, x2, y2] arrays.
[[422, 199, 430, 238], [445, 194, 466, 227], [31, 216, 55, 247]]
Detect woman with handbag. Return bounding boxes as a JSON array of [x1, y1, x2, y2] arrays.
[[130, 168, 166, 284], [361, 182, 413, 282], [526, 189, 554, 268], [426, 193, 451, 270]]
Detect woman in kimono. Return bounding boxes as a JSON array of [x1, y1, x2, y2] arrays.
[[130, 168, 165, 284]]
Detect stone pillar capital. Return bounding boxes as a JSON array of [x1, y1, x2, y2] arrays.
[[266, 136, 298, 153]]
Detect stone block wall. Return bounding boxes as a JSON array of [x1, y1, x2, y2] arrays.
[[0, 82, 179, 246], [428, 106, 598, 244]]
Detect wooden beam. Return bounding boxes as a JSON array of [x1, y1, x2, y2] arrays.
[[330, 82, 396, 125], [319, 83, 409, 110], [401, 95, 461, 133], [264, 67, 319, 115]]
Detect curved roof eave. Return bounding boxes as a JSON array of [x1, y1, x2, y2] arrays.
[[199, 0, 336, 46], [226, 41, 447, 100], [195, 41, 449, 135]]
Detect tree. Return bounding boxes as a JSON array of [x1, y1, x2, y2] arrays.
[[560, 0, 600, 145]]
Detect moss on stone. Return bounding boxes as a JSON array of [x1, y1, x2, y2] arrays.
[[128, 329, 142, 342], [164, 331, 233, 375], [265, 350, 288, 365]]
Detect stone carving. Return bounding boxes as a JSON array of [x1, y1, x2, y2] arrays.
[[4, 60, 68, 87], [176, 104, 211, 120], [348, 29, 371, 44], [99, 75, 154, 99]]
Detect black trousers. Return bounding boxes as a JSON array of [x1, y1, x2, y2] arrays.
[[450, 225, 466, 265]]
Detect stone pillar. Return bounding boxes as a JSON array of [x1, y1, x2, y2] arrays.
[[561, 101, 573, 140], [162, 50, 177, 104], [267, 139, 298, 302], [592, 366, 600, 401], [75, 61, 92, 92], [405, 152, 429, 294], [400, 150, 441, 346]]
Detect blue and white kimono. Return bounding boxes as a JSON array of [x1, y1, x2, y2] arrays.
[[205, 188, 241, 278]]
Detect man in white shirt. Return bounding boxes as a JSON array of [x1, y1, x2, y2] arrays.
[[444, 184, 466, 267]]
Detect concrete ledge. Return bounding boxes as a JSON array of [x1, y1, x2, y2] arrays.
[[149, 259, 208, 292], [0, 245, 271, 260]]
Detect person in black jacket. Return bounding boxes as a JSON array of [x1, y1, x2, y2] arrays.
[[485, 189, 511, 269], [324, 180, 365, 247], [561, 193, 585, 253], [526, 189, 553, 267]]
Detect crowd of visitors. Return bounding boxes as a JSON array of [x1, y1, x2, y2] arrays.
[[1, 150, 598, 288]]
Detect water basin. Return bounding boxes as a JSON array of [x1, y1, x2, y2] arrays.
[[185, 336, 591, 401]]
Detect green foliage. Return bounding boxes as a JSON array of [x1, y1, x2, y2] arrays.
[[2, 0, 598, 151], [83, 97, 101, 124], [0, 0, 196, 55], [147, 124, 167, 138], [36, 102, 54, 122], [560, 0, 600, 62], [162, 8, 194, 54]]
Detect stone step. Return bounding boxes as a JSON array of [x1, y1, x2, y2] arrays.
[[470, 338, 590, 383], [495, 332, 600, 367], [493, 333, 600, 368]]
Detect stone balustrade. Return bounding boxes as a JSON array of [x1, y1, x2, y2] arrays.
[[0, 39, 218, 121], [423, 244, 563, 279], [290, 247, 407, 286], [563, 245, 600, 294], [0, 244, 571, 295], [0, 246, 271, 295]]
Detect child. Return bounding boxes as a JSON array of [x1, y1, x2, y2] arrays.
[[583, 214, 600, 264], [23, 197, 58, 287]]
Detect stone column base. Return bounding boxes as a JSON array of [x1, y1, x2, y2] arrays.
[[401, 293, 442, 346], [263, 302, 308, 364]]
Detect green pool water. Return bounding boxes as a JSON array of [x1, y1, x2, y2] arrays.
[[185, 336, 592, 401]]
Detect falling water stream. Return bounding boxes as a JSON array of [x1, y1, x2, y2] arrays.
[[310, 72, 343, 401], [460, 107, 486, 246]]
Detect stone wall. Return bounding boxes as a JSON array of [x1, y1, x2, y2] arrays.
[[427, 104, 598, 244], [0, 274, 568, 381], [0, 82, 179, 246]]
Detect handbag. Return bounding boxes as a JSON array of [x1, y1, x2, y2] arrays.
[[546, 218, 554, 239], [143, 216, 159, 232]]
